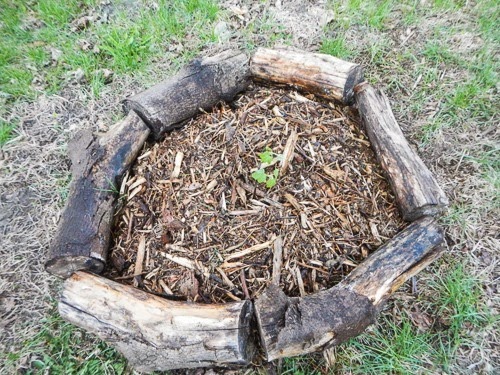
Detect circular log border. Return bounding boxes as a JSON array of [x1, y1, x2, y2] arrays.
[[48, 48, 448, 372]]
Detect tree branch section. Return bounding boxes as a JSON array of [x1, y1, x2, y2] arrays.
[[250, 48, 364, 104], [45, 112, 150, 278], [254, 216, 444, 361], [354, 83, 449, 221], [47, 48, 450, 371], [123, 50, 251, 139], [59, 271, 254, 372]]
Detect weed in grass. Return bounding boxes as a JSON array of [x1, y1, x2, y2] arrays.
[[99, 26, 152, 73], [329, 0, 393, 30], [3, 313, 127, 374], [432, 0, 466, 11], [429, 263, 493, 369], [320, 36, 355, 59], [337, 316, 434, 375], [0, 120, 14, 145]]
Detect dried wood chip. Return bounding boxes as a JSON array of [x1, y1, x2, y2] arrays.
[[272, 236, 283, 285], [225, 240, 274, 261], [171, 151, 184, 179], [133, 236, 146, 276], [107, 85, 404, 303], [281, 130, 298, 175]]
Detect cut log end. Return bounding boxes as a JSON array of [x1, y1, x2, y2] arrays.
[[59, 272, 255, 372]]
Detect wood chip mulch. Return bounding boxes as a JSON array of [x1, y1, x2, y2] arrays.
[[106, 85, 405, 303]]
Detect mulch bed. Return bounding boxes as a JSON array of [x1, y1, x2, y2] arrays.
[[106, 85, 405, 303]]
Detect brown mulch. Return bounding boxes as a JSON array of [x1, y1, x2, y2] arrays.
[[106, 85, 405, 303]]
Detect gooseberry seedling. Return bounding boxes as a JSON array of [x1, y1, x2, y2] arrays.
[[251, 147, 282, 188]]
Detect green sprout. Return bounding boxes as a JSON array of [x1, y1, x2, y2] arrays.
[[251, 147, 282, 188]]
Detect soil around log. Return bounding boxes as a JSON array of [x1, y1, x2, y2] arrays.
[[106, 85, 405, 303]]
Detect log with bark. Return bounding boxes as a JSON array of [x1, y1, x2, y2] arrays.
[[59, 271, 255, 372], [354, 82, 449, 221], [250, 48, 364, 104], [254, 216, 444, 361], [123, 50, 251, 139], [45, 112, 150, 278]]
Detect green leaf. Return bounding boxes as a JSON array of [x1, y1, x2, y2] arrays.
[[251, 169, 267, 183], [273, 168, 279, 179], [258, 148, 274, 164], [266, 175, 277, 188]]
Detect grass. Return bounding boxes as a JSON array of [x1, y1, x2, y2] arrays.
[[1, 0, 498, 373], [286, 262, 493, 374], [313, 0, 499, 372], [0, 0, 220, 145], [2, 310, 128, 374], [320, 36, 355, 60]]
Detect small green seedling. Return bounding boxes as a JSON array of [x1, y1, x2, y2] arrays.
[[251, 147, 282, 188]]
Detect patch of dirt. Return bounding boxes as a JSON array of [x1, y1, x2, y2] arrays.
[[0, 79, 129, 355], [221, 0, 332, 48], [107, 85, 404, 303]]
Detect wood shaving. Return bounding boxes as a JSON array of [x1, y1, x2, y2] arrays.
[[106, 85, 405, 303]]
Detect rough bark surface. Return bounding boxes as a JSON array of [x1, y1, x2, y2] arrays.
[[123, 50, 251, 139], [354, 82, 449, 221], [254, 216, 444, 361], [59, 272, 254, 372], [250, 48, 364, 104], [255, 285, 376, 361], [340, 216, 445, 305], [46, 112, 150, 278]]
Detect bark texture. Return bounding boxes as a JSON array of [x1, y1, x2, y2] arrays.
[[250, 48, 364, 104], [354, 82, 449, 221], [340, 216, 445, 305], [123, 50, 251, 139], [59, 272, 254, 372], [255, 285, 376, 361], [46, 112, 150, 278], [255, 216, 444, 360]]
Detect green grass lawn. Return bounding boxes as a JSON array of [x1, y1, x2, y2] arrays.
[[1, 0, 498, 374]]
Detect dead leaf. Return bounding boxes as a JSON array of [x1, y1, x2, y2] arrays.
[[409, 307, 433, 332]]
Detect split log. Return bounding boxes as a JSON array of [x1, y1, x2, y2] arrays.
[[354, 82, 448, 221], [254, 216, 444, 361], [46, 112, 150, 278], [250, 48, 364, 104], [123, 50, 250, 139], [59, 272, 254, 372]]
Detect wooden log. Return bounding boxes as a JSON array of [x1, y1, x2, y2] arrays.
[[123, 50, 250, 139], [46, 112, 150, 278], [354, 82, 449, 221], [250, 48, 364, 104], [254, 285, 376, 361], [339, 216, 444, 305], [254, 216, 444, 361], [59, 272, 254, 372]]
